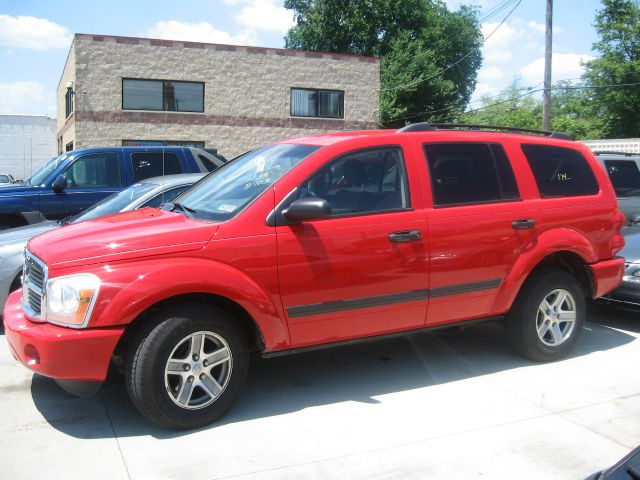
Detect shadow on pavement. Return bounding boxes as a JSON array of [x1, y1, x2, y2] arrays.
[[31, 306, 637, 440]]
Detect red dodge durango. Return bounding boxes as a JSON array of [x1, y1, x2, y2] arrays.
[[4, 124, 626, 429]]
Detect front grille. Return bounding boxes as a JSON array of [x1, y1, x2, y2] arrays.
[[22, 249, 47, 320]]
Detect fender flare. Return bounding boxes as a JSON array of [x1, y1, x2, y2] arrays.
[[89, 257, 289, 350], [493, 227, 598, 312]]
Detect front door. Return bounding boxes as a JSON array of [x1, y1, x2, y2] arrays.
[[39, 152, 123, 219], [276, 146, 429, 348]]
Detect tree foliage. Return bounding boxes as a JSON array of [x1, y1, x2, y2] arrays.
[[283, 0, 483, 127], [582, 0, 640, 138], [460, 80, 603, 140]]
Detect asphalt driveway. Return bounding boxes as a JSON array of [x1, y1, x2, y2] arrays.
[[1, 305, 638, 479]]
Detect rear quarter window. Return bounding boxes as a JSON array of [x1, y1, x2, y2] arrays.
[[522, 144, 599, 197], [603, 159, 640, 197]]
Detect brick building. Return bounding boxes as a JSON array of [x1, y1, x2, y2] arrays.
[[57, 34, 380, 158]]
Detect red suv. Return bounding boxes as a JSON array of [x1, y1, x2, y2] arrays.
[[4, 124, 626, 429]]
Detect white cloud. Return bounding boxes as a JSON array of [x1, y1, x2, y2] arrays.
[[482, 19, 544, 64], [0, 81, 54, 115], [478, 66, 504, 82], [520, 52, 594, 85], [0, 14, 71, 50], [234, 0, 293, 33], [147, 20, 257, 45]]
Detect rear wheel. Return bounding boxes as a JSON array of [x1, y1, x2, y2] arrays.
[[506, 270, 585, 362], [125, 304, 249, 429]]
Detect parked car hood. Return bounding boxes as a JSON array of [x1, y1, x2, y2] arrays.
[[620, 226, 640, 263], [27, 209, 219, 270], [0, 221, 58, 246]]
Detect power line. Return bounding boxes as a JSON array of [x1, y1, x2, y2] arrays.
[[388, 81, 640, 125], [381, 0, 522, 94]]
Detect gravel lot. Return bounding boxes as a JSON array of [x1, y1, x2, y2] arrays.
[[1, 304, 638, 480]]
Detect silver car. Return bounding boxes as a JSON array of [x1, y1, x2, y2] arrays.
[[601, 225, 640, 308], [0, 173, 205, 314]]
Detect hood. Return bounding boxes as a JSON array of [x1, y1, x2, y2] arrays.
[[28, 209, 219, 269], [0, 221, 58, 246], [620, 227, 640, 263]]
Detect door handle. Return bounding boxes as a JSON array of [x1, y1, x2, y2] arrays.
[[512, 219, 536, 230], [388, 230, 422, 243]]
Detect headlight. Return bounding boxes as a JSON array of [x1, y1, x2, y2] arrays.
[[46, 273, 100, 328]]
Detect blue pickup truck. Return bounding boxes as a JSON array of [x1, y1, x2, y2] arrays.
[[0, 146, 225, 228]]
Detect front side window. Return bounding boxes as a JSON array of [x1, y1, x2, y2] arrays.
[[62, 153, 121, 188], [424, 143, 520, 207], [604, 160, 640, 197], [175, 144, 320, 222], [299, 147, 410, 216], [522, 144, 599, 197], [291, 88, 344, 118], [122, 79, 204, 112], [130, 152, 182, 181]]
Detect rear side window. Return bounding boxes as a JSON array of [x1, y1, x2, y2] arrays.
[[604, 160, 640, 197], [424, 143, 519, 207], [130, 152, 182, 181], [522, 145, 599, 197]]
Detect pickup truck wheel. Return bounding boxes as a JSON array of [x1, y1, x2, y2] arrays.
[[506, 270, 585, 362], [125, 305, 249, 429]]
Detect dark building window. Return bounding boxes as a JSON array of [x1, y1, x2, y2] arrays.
[[65, 141, 74, 152], [65, 89, 74, 118], [291, 88, 344, 118], [122, 79, 204, 112], [424, 143, 520, 207], [122, 140, 205, 147]]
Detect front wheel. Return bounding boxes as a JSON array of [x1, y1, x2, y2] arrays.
[[125, 304, 249, 429], [506, 270, 585, 362]]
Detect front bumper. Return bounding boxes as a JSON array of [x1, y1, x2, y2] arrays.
[[3, 290, 125, 382]]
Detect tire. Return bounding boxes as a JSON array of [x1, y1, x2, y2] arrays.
[[125, 303, 249, 429], [506, 270, 585, 362]]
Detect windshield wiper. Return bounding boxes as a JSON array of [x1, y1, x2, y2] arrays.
[[169, 202, 197, 218], [59, 214, 75, 226]]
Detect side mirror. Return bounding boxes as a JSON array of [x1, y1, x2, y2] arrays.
[[282, 197, 331, 223], [52, 175, 67, 193], [632, 214, 640, 225]]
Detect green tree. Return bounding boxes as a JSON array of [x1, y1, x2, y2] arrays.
[[284, 0, 483, 127], [582, 0, 640, 138], [460, 80, 602, 140]]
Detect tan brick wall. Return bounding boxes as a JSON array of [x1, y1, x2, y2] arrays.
[[56, 42, 76, 151], [61, 35, 379, 158]]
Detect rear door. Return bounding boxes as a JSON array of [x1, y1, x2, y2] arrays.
[[419, 141, 538, 325], [276, 143, 429, 347], [127, 150, 186, 183]]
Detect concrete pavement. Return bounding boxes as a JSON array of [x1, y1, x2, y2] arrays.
[[0, 305, 638, 479]]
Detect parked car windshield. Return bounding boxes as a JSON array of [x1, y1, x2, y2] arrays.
[[70, 182, 158, 224], [174, 143, 320, 222], [25, 154, 69, 186]]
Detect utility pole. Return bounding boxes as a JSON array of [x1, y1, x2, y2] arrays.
[[542, 0, 553, 130]]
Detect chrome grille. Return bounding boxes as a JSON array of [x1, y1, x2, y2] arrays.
[[22, 249, 47, 321]]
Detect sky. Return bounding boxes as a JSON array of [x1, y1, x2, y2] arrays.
[[0, 0, 603, 118]]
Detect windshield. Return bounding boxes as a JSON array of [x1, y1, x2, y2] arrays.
[[26, 154, 68, 186], [174, 143, 320, 222], [72, 182, 158, 223]]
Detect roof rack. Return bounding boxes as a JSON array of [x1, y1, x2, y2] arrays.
[[397, 122, 574, 140], [592, 151, 640, 156]]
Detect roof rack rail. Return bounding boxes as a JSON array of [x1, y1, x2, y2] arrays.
[[397, 122, 574, 140], [592, 151, 640, 156], [397, 122, 436, 132]]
